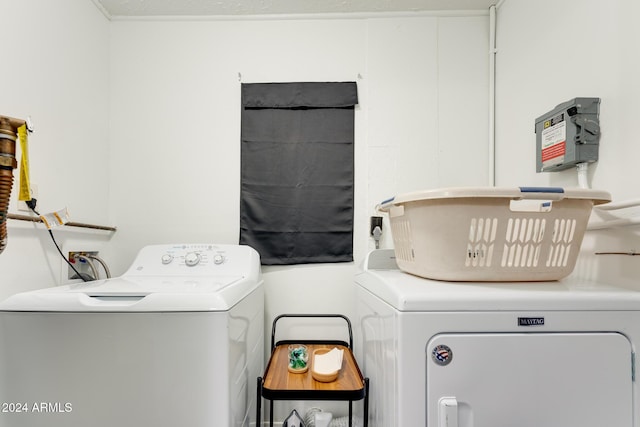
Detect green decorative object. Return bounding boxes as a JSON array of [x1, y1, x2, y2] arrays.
[[288, 344, 308, 373]]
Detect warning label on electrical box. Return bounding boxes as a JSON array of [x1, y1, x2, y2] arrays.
[[541, 113, 566, 169]]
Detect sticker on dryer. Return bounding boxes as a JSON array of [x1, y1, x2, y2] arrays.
[[431, 344, 453, 366]]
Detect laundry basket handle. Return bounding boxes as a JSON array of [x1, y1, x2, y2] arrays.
[[518, 187, 566, 200]]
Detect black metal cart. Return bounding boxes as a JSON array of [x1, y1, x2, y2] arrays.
[[256, 314, 369, 427]]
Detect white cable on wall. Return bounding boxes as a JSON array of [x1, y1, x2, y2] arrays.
[[488, 4, 497, 186], [576, 162, 589, 189]]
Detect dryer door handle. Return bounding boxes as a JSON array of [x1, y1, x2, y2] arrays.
[[438, 397, 459, 427]]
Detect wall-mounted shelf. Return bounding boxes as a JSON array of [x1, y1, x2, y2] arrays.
[[595, 251, 640, 256], [7, 213, 116, 232]]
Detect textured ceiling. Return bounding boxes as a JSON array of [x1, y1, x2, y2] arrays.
[[94, 0, 498, 17]]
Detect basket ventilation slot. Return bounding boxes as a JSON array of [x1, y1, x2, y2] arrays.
[[500, 218, 546, 268], [466, 217, 498, 267], [546, 218, 577, 268], [391, 219, 414, 262]]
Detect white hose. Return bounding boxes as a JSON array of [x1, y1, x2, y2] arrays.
[[86, 254, 112, 278], [595, 198, 640, 211], [576, 162, 589, 189]]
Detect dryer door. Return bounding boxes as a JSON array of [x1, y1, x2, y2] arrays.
[[427, 332, 633, 427]]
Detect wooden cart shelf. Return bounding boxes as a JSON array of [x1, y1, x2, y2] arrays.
[[262, 343, 366, 399], [257, 314, 369, 427]]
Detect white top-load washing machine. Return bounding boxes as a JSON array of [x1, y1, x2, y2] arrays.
[[355, 249, 640, 427], [0, 243, 263, 427]]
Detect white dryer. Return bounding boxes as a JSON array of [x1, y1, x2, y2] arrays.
[[355, 249, 640, 427], [0, 243, 264, 427]]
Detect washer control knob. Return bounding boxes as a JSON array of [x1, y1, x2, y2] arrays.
[[161, 253, 173, 265], [184, 252, 201, 267], [213, 254, 225, 265]]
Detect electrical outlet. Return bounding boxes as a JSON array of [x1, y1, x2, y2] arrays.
[[370, 216, 383, 235], [68, 251, 99, 281], [17, 183, 38, 212]]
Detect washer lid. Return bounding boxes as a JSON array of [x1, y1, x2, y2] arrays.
[[0, 275, 257, 312]]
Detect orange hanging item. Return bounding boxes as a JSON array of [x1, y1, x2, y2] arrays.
[[0, 115, 26, 254]]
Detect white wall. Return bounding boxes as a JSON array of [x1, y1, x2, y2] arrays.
[[106, 14, 489, 335], [6, 0, 640, 420], [495, 0, 640, 287], [0, 6, 488, 419], [0, 0, 111, 300]]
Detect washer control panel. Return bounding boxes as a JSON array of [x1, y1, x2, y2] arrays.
[[124, 244, 256, 277]]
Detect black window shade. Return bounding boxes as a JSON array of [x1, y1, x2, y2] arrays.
[[240, 82, 357, 265]]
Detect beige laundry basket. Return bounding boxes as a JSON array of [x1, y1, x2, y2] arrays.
[[378, 187, 611, 282]]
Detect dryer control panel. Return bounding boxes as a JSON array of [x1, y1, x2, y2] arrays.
[[123, 244, 261, 277]]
